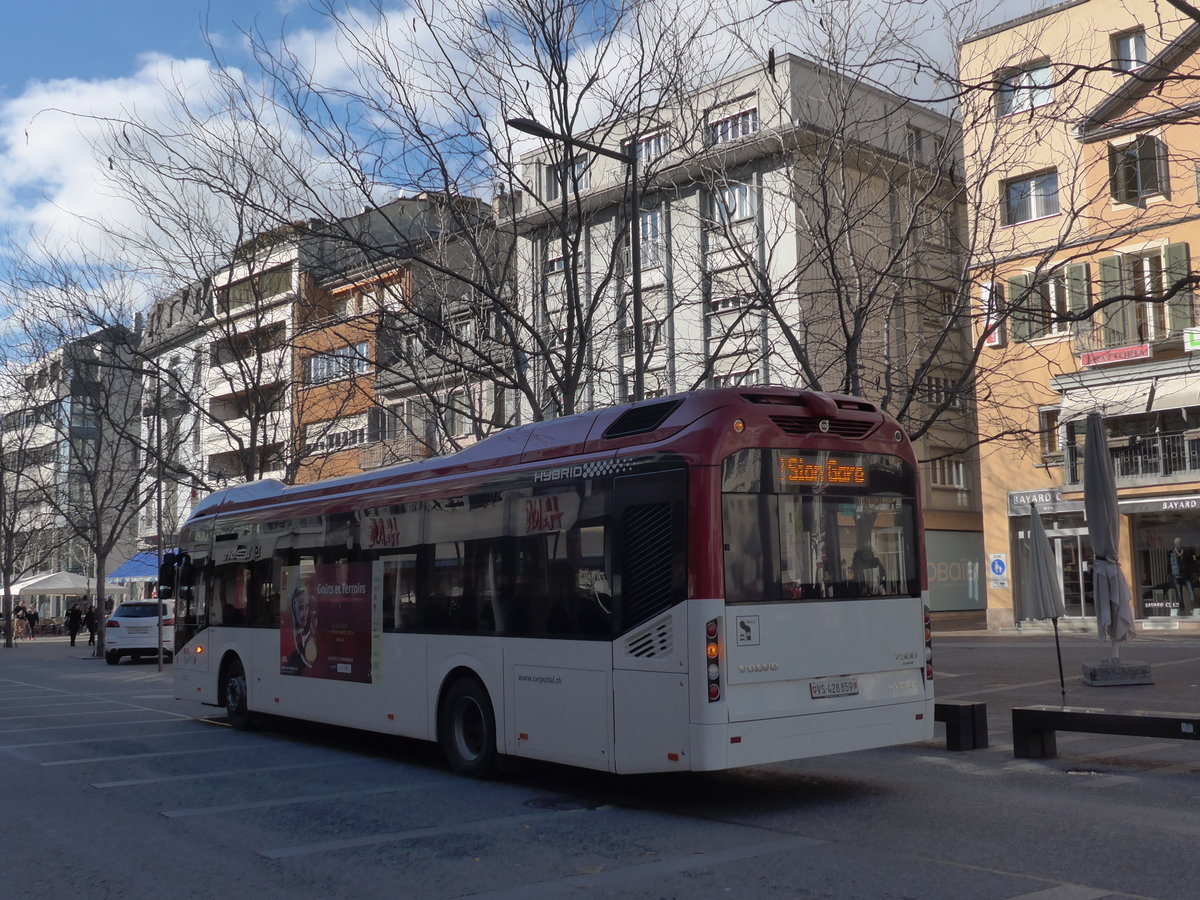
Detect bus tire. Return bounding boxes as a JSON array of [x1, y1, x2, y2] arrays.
[[438, 676, 497, 778], [223, 658, 255, 731]]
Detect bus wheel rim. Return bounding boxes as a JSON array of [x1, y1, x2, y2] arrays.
[[454, 698, 484, 760]]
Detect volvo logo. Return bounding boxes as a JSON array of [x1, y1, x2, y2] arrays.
[[738, 662, 779, 673]]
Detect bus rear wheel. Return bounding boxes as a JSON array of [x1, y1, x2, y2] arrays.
[[438, 677, 497, 778], [223, 658, 255, 731]]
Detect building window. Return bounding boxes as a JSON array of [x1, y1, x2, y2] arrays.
[[995, 62, 1053, 117], [544, 234, 577, 275], [305, 413, 369, 454], [1111, 29, 1147, 72], [927, 453, 966, 489], [445, 391, 471, 438], [1039, 408, 1061, 459], [906, 126, 940, 163], [710, 181, 755, 225], [1099, 246, 1194, 346], [620, 320, 660, 356], [1126, 251, 1168, 340], [711, 369, 760, 389], [627, 130, 667, 164], [981, 281, 1005, 347], [1003, 170, 1059, 224], [639, 208, 664, 268], [923, 375, 965, 410], [1109, 135, 1168, 204], [708, 107, 759, 145], [1035, 273, 1072, 336], [303, 342, 370, 384], [545, 156, 591, 202]]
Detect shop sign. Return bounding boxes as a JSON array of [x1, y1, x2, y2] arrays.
[[1008, 489, 1062, 515], [1080, 344, 1150, 367], [1119, 495, 1200, 514], [1185, 328, 1200, 352]]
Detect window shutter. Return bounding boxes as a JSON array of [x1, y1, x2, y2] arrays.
[[1008, 274, 1031, 342], [1099, 256, 1126, 347], [1155, 136, 1171, 198], [1108, 145, 1122, 201], [1066, 263, 1089, 316], [1165, 242, 1193, 334]]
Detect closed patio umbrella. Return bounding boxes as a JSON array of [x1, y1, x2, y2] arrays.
[[1026, 502, 1067, 697], [1083, 413, 1136, 655]]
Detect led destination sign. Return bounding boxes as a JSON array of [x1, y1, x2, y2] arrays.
[[779, 455, 866, 487]]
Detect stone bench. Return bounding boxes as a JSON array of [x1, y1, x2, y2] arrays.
[[934, 701, 988, 751], [1012, 705, 1200, 759]]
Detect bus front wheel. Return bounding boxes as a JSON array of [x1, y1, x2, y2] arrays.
[[223, 658, 255, 731], [438, 676, 497, 778]]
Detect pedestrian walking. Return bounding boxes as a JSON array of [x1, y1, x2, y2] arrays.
[[13, 601, 27, 641], [25, 602, 38, 639], [83, 605, 98, 646], [65, 603, 82, 647]]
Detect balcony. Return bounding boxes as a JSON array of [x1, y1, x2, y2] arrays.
[[1066, 430, 1200, 487], [358, 437, 432, 470], [207, 346, 289, 396]]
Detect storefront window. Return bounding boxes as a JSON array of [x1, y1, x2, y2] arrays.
[[1132, 512, 1200, 617]]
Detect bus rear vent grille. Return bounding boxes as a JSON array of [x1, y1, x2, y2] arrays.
[[603, 399, 683, 439], [769, 415, 874, 438], [625, 618, 674, 658]]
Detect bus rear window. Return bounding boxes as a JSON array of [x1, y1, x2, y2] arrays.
[[722, 450, 919, 603]]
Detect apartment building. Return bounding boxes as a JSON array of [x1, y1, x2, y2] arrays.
[[510, 53, 984, 612], [961, 0, 1200, 628], [299, 193, 507, 480], [0, 328, 139, 614]]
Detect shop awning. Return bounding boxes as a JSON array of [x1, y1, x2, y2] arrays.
[[109, 551, 164, 581], [1149, 374, 1200, 412], [1058, 381, 1152, 421]]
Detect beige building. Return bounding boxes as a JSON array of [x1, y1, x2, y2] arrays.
[[961, 0, 1200, 629]]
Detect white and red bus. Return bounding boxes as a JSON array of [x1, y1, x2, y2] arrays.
[[171, 387, 933, 776]]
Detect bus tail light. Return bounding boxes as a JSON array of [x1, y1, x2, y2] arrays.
[[705, 618, 722, 702], [924, 605, 933, 681]]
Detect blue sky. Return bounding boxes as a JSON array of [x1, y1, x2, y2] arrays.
[[0, 1, 309, 93], [0, 0, 1047, 264]]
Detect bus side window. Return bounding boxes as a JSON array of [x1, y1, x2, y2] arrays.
[[247, 558, 279, 626]]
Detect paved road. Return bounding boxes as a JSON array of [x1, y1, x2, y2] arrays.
[[2, 630, 1200, 899]]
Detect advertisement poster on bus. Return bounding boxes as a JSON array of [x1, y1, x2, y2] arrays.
[[280, 562, 375, 682]]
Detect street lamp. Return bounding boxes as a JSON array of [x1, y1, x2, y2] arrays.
[[506, 116, 644, 402]]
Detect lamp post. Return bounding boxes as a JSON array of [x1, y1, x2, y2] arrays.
[[506, 116, 644, 402]]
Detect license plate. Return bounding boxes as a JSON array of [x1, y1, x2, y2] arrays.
[[809, 677, 859, 699], [129, 627, 149, 635]]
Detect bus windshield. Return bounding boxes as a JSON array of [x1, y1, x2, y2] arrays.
[[722, 448, 919, 603]]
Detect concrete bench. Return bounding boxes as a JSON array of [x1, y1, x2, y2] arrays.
[[1012, 705, 1200, 759], [934, 701, 988, 751]]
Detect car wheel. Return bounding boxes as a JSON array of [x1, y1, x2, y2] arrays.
[[105, 650, 120, 665], [438, 676, 497, 778], [223, 658, 255, 731]]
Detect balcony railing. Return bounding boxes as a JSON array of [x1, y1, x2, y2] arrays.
[[1066, 430, 1200, 486], [358, 437, 431, 470]]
